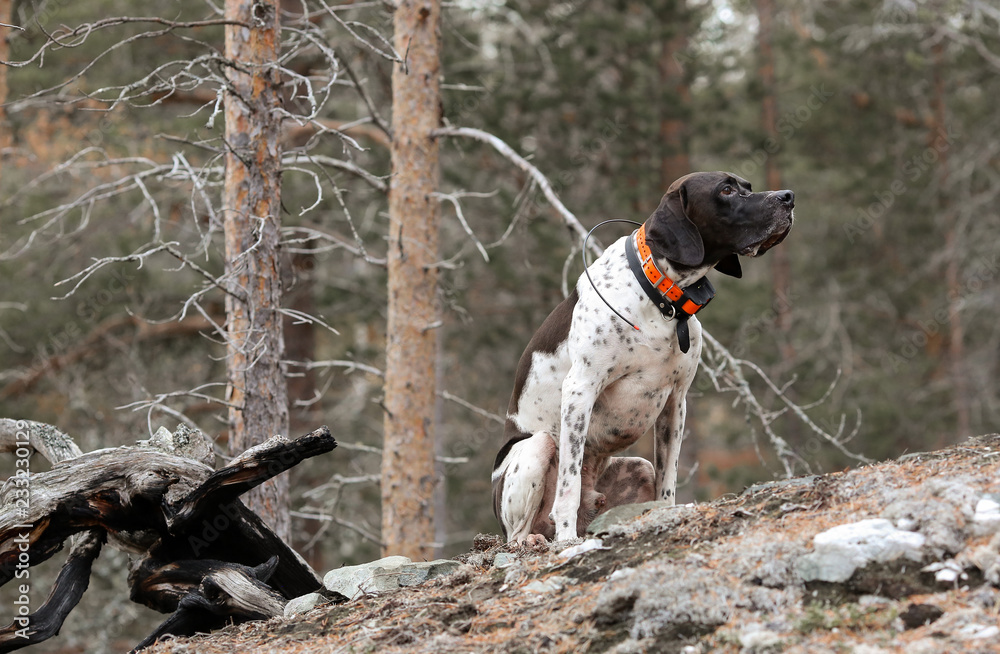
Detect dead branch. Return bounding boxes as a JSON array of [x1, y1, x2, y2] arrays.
[[0, 420, 82, 465], [284, 118, 391, 150], [0, 530, 105, 652], [130, 556, 288, 652], [432, 126, 593, 249], [0, 423, 338, 651]]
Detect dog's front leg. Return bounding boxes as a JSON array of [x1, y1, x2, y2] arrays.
[[551, 365, 601, 542], [653, 393, 685, 504], [653, 345, 700, 503]]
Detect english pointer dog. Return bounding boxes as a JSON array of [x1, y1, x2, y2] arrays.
[[492, 171, 795, 543]]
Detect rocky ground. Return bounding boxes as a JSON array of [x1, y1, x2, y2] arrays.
[[145, 435, 1000, 654]]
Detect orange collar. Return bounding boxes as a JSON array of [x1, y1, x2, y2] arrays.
[[631, 224, 713, 318]]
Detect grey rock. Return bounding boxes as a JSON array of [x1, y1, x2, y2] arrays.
[[523, 575, 571, 593], [283, 592, 324, 617], [323, 554, 412, 600], [399, 559, 463, 586], [492, 552, 518, 568], [322, 556, 462, 600]]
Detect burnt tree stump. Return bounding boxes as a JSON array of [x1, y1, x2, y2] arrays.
[[0, 421, 337, 652]]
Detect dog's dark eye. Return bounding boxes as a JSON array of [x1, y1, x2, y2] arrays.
[[720, 185, 735, 196]]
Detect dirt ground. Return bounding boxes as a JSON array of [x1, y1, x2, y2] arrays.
[[145, 435, 1000, 654]]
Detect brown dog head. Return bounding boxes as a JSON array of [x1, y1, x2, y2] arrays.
[[644, 171, 794, 278]]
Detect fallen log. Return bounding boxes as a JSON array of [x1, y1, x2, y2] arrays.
[[131, 556, 287, 653], [0, 420, 82, 467], [0, 422, 338, 652]]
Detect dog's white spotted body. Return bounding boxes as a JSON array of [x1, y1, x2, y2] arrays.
[[497, 237, 705, 541], [492, 172, 795, 543]]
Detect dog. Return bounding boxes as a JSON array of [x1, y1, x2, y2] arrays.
[[492, 171, 794, 543]]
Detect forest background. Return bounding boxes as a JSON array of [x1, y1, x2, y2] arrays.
[[0, 0, 998, 650]]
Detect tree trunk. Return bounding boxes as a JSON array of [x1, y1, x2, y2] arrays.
[[285, 248, 317, 434], [645, 15, 695, 477], [756, 0, 794, 361], [382, 0, 442, 560], [931, 41, 970, 441], [223, 0, 290, 542], [658, 26, 691, 189]]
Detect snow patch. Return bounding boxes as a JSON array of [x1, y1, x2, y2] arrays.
[[796, 518, 926, 583]]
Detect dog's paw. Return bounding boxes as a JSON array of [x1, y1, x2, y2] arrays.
[[525, 533, 548, 552]]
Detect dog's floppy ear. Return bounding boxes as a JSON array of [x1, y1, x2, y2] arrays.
[[645, 183, 705, 267], [714, 254, 743, 278]]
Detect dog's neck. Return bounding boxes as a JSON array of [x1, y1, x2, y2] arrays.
[[630, 225, 713, 296], [651, 257, 713, 290], [624, 225, 716, 354]]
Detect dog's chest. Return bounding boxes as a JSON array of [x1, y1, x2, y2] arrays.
[[510, 335, 691, 452], [508, 239, 700, 455]]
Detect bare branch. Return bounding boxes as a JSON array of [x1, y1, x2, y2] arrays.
[[288, 153, 389, 193], [333, 46, 393, 140], [433, 125, 594, 252], [440, 390, 505, 425], [433, 191, 490, 262], [0, 420, 82, 465]]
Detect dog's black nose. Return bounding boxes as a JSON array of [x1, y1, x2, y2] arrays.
[[775, 189, 795, 206]]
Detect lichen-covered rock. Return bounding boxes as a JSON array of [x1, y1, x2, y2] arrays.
[[592, 560, 736, 644], [492, 552, 517, 568], [880, 478, 979, 555], [587, 501, 670, 535], [593, 503, 700, 540], [322, 556, 463, 599], [323, 555, 412, 600], [711, 530, 809, 588], [398, 559, 463, 586], [283, 592, 325, 617]]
